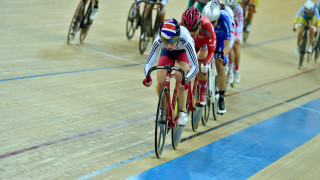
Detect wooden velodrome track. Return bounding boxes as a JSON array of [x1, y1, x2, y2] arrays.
[[1, 0, 320, 179]]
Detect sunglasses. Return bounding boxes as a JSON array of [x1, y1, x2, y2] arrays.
[[190, 25, 200, 32], [160, 35, 179, 44]]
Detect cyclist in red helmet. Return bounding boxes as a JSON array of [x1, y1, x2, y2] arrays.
[[181, 7, 217, 106]]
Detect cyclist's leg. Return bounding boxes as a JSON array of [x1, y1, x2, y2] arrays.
[[90, 0, 99, 20], [215, 47, 227, 113], [156, 49, 176, 96], [197, 47, 209, 106], [158, 0, 168, 23], [308, 18, 317, 52], [143, 3, 152, 19], [175, 50, 190, 125], [297, 17, 307, 46], [247, 0, 257, 31], [227, 33, 236, 83], [233, 38, 241, 83]]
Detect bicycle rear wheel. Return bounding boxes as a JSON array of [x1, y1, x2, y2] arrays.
[[172, 93, 182, 149], [126, 3, 139, 40], [80, 0, 93, 43], [155, 87, 168, 158], [67, 1, 85, 44], [139, 16, 151, 55], [191, 83, 202, 132]]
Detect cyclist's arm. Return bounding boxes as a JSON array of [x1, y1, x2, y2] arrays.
[[204, 23, 217, 64], [184, 41, 199, 80], [222, 14, 231, 58], [294, 6, 304, 24], [314, 6, 320, 26], [144, 37, 163, 76]]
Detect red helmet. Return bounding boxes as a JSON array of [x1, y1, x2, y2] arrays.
[[181, 7, 202, 32]]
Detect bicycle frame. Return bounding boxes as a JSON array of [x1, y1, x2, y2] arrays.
[[146, 65, 186, 128]]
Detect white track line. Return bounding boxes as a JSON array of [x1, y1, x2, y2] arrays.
[[72, 45, 142, 64]]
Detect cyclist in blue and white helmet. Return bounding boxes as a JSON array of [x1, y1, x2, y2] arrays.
[[202, 1, 231, 115], [293, 0, 320, 54]]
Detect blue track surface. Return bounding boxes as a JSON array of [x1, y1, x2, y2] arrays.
[[129, 98, 320, 180]]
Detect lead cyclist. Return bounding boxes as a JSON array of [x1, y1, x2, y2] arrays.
[[143, 18, 199, 126]]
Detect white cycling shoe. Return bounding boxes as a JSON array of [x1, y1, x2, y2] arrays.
[[90, 6, 99, 20], [227, 72, 234, 84], [234, 71, 241, 83], [178, 111, 188, 126]]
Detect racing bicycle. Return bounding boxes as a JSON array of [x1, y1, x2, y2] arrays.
[[145, 65, 186, 158], [67, 0, 95, 44]]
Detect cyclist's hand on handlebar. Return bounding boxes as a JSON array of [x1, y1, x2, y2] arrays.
[[143, 77, 152, 87], [179, 77, 189, 90], [201, 63, 210, 73], [219, 56, 228, 65]]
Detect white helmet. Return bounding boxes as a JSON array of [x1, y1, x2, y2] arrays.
[[202, 1, 221, 22], [224, 0, 238, 6], [316, 0, 320, 10], [304, 0, 315, 13]]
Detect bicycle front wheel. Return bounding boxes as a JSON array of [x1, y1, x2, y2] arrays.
[[299, 32, 308, 69], [191, 83, 202, 132], [201, 84, 211, 126], [67, 1, 85, 44], [155, 87, 168, 158]]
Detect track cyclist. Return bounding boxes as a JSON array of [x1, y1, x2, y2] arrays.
[[143, 18, 199, 126], [218, 1, 237, 84], [293, 0, 320, 54], [202, 1, 231, 114], [181, 7, 217, 107], [90, 0, 99, 20], [239, 0, 258, 33], [136, 0, 168, 24], [223, 0, 243, 83]]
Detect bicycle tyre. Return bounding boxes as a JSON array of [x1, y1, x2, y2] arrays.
[[299, 31, 308, 69], [191, 83, 202, 132], [153, 13, 160, 40], [201, 83, 210, 126], [172, 93, 182, 149], [139, 17, 151, 55], [315, 35, 320, 62], [155, 86, 168, 158], [67, 1, 85, 44], [212, 75, 219, 120], [126, 3, 139, 40], [80, 0, 92, 43]]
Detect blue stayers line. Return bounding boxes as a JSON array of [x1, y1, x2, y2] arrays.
[[0, 63, 143, 82]]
